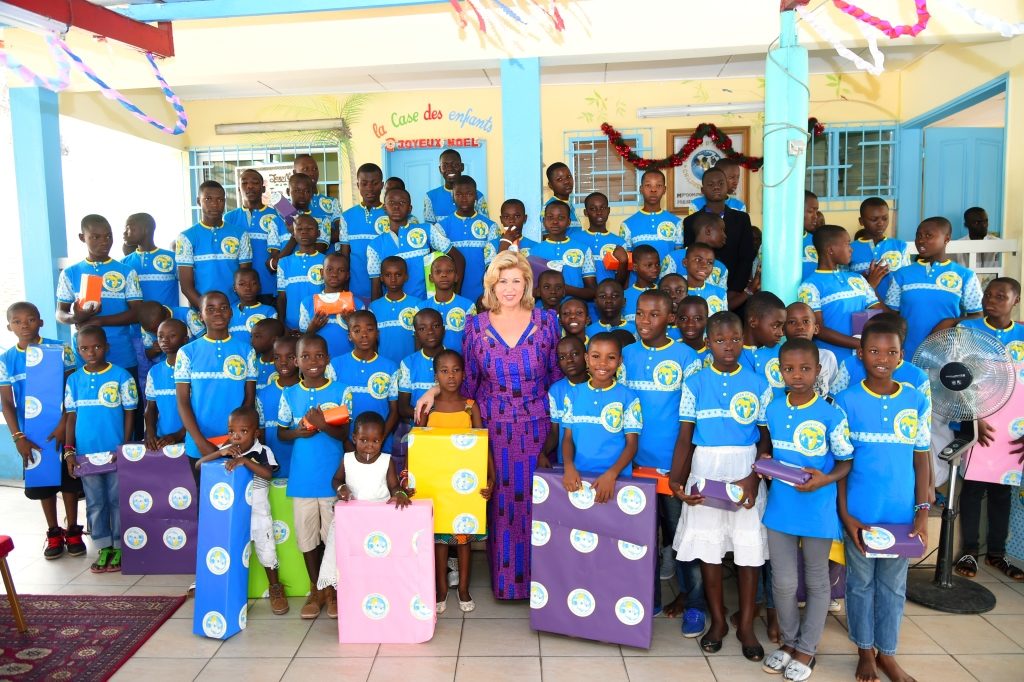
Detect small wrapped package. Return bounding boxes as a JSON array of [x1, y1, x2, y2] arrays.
[[861, 524, 926, 559], [753, 459, 812, 487], [119, 444, 198, 574], [408, 427, 488, 536], [335, 499, 435, 644], [965, 366, 1024, 486], [248, 478, 310, 597], [301, 405, 350, 431], [23, 344, 66, 488], [530, 469, 657, 649], [193, 460, 253, 640], [273, 194, 298, 225], [602, 251, 631, 271], [690, 477, 745, 511], [313, 292, 355, 316], [851, 308, 883, 336], [75, 451, 117, 476], [631, 467, 672, 496], [77, 274, 103, 310]]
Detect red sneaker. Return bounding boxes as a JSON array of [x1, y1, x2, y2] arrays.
[[44, 527, 65, 560], [65, 525, 87, 557]]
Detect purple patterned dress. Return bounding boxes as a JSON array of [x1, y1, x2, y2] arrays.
[[462, 308, 562, 599]]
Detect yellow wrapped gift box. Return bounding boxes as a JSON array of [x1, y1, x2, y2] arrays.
[[408, 427, 488, 536]]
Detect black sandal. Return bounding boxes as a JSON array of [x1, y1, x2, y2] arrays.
[[700, 632, 724, 653], [954, 554, 978, 578], [738, 632, 764, 662], [986, 555, 1024, 582]]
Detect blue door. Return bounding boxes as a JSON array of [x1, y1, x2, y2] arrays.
[[922, 128, 1004, 239], [382, 143, 489, 221]]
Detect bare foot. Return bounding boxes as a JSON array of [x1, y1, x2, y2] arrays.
[[856, 648, 880, 682], [876, 653, 916, 682], [767, 607, 780, 644], [662, 594, 686, 618]]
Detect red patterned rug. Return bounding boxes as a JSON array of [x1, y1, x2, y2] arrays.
[[0, 594, 185, 681]]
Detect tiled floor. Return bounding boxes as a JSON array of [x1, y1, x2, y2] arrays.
[[3, 484, 1024, 681]]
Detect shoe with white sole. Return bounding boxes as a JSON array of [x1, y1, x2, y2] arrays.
[[447, 557, 459, 588]]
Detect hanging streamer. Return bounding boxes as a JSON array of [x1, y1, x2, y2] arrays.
[[0, 37, 71, 90], [933, 0, 1024, 37], [448, 0, 567, 36], [492, 0, 527, 25], [832, 0, 931, 38], [797, 5, 885, 75]]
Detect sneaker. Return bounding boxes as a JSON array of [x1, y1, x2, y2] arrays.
[[325, 586, 338, 619], [447, 557, 459, 588], [106, 549, 122, 572], [64, 525, 87, 557], [659, 547, 675, 580], [187, 582, 196, 598], [90, 547, 112, 574], [300, 589, 322, 619], [828, 599, 842, 613], [681, 608, 707, 638], [44, 527, 65, 560], [268, 583, 289, 615]]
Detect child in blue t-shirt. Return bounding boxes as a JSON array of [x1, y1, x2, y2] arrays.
[[176, 181, 253, 308], [798, 225, 881, 363], [251, 318, 285, 390], [64, 326, 138, 574], [122, 212, 178, 309], [144, 319, 188, 450], [622, 169, 682, 263], [623, 245, 660, 323], [299, 252, 361, 358], [740, 292, 787, 398], [224, 169, 289, 300], [561, 332, 643, 501], [256, 335, 299, 479], [398, 309, 446, 423], [885, 217, 983, 358], [784, 302, 838, 397], [850, 197, 910, 300], [545, 335, 588, 467], [835, 321, 931, 682], [831, 313, 931, 399], [801, 191, 819, 281], [277, 215, 326, 331], [137, 302, 204, 363], [545, 162, 582, 231], [369, 257, 423, 364], [420, 255, 476, 352], [339, 163, 388, 301], [278, 333, 348, 618], [675, 295, 710, 364], [520, 202, 597, 303], [683, 243, 728, 315], [558, 297, 589, 346], [536, 270, 566, 312], [433, 175, 498, 305], [581, 192, 629, 285], [424, 149, 487, 223], [277, 172, 332, 253], [662, 213, 729, 290], [669, 311, 772, 658], [762, 339, 853, 679], [229, 268, 276, 347], [586, 279, 636, 339], [368, 188, 453, 300]]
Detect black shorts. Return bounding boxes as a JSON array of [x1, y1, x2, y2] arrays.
[[24, 460, 84, 500]]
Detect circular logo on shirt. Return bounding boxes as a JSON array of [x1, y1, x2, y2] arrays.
[[795, 420, 828, 457], [450, 433, 478, 450], [797, 288, 814, 305], [373, 216, 390, 235], [308, 264, 324, 285], [273, 520, 290, 544], [653, 360, 683, 389], [471, 220, 490, 239], [804, 244, 818, 262], [530, 582, 549, 609], [707, 295, 726, 314], [187, 309, 203, 331], [362, 593, 389, 620], [1006, 341, 1024, 364], [532, 476, 550, 504], [98, 381, 121, 408], [711, 264, 724, 284], [318, 197, 335, 213], [168, 486, 192, 510], [258, 214, 278, 234], [765, 358, 784, 388], [209, 482, 234, 510], [124, 527, 147, 550], [246, 314, 267, 332], [1001, 471, 1022, 486], [122, 444, 146, 461], [568, 482, 596, 510], [1009, 418, 1024, 440], [163, 443, 185, 458], [446, 307, 467, 331], [569, 529, 599, 554], [894, 409, 919, 443], [221, 237, 240, 256], [615, 597, 645, 626], [153, 254, 174, 273], [126, 381, 138, 404], [880, 250, 903, 270], [201, 611, 227, 639], [242, 542, 251, 568], [399, 307, 417, 330], [862, 527, 896, 551], [368, 371, 392, 400], [563, 249, 584, 268], [567, 588, 596, 617], [25, 346, 42, 367], [617, 485, 648, 515], [483, 242, 497, 263], [364, 531, 392, 558], [657, 221, 676, 240], [407, 227, 428, 249], [206, 546, 230, 575], [129, 490, 153, 514], [936, 271, 962, 292], [848, 276, 868, 294], [730, 391, 760, 425], [23, 395, 41, 420], [410, 594, 433, 621], [223, 355, 247, 380], [600, 402, 624, 432], [163, 527, 186, 550], [531, 520, 551, 546], [102, 271, 125, 292], [618, 540, 648, 561], [452, 513, 480, 534], [451, 469, 479, 494]]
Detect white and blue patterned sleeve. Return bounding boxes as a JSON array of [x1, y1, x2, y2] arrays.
[[277, 393, 293, 427], [337, 213, 349, 244], [125, 268, 143, 301], [175, 233, 195, 267], [899, 243, 912, 268], [548, 390, 562, 424], [561, 393, 575, 426], [962, 272, 983, 314], [861, 276, 879, 307], [0, 353, 10, 387], [423, 196, 435, 224], [581, 247, 596, 277], [673, 217, 684, 246], [238, 231, 253, 264], [830, 409, 854, 460], [144, 369, 156, 401], [884, 277, 902, 310], [797, 282, 821, 311], [397, 360, 411, 393], [661, 255, 677, 277], [679, 380, 697, 422], [255, 395, 266, 427], [624, 396, 643, 434], [64, 381, 76, 412], [619, 225, 633, 250], [298, 301, 311, 333], [757, 385, 772, 425], [387, 369, 399, 400], [430, 224, 453, 254], [366, 244, 382, 278], [122, 375, 139, 410], [276, 259, 286, 293], [173, 348, 192, 383], [831, 361, 851, 394], [683, 358, 702, 379], [56, 269, 75, 304], [245, 349, 259, 381]]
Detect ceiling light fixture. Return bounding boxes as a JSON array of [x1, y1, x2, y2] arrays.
[[636, 102, 765, 118]]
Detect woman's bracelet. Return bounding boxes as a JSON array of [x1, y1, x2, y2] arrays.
[[62, 446, 76, 460], [914, 502, 931, 512]]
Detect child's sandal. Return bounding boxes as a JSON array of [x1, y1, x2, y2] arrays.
[[986, 555, 1024, 581], [954, 554, 978, 578], [106, 548, 122, 572], [90, 547, 112, 574]]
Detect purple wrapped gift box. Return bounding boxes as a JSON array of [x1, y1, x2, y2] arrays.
[[753, 459, 811, 487], [851, 308, 883, 336], [119, 443, 199, 575], [529, 469, 657, 649], [690, 477, 745, 511], [861, 524, 925, 558], [75, 452, 117, 477]]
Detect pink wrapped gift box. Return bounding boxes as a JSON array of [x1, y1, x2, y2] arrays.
[[334, 499, 435, 644], [964, 365, 1024, 486]]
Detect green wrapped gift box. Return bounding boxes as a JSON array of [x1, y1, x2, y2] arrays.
[[248, 478, 311, 598]]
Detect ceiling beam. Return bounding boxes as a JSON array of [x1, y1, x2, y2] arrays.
[[117, 0, 446, 23]]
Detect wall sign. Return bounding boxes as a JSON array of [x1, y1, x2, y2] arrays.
[[383, 137, 483, 151], [665, 127, 750, 215]]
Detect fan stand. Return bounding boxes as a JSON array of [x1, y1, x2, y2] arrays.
[[906, 420, 997, 614]]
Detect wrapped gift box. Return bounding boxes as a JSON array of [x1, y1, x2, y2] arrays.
[[690, 477, 745, 511], [23, 344, 67, 488], [248, 478, 311, 598], [851, 308, 883, 336], [861, 524, 925, 559], [119, 444, 198, 574], [631, 467, 672, 496], [75, 451, 117, 476], [314, 292, 355, 316], [335, 499, 435, 644], [193, 460, 254, 640], [77, 274, 103, 309], [529, 469, 657, 649], [754, 459, 812, 487], [965, 366, 1024, 485], [408, 427, 488, 536]]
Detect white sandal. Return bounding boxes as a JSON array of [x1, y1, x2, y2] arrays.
[[783, 657, 815, 681], [762, 649, 792, 674], [458, 596, 475, 612]]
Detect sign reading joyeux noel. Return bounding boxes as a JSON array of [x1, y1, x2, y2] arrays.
[[373, 102, 493, 149]]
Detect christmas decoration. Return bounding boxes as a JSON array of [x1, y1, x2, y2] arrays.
[[601, 122, 764, 171], [831, 0, 931, 38]]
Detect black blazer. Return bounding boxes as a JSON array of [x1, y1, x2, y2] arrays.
[[683, 207, 757, 293]]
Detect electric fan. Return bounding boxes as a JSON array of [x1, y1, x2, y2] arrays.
[[905, 326, 1016, 614]]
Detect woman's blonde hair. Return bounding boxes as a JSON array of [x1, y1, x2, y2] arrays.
[[480, 251, 535, 312]]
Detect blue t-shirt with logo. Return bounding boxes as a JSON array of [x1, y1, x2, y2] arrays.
[[802, 232, 818, 281], [433, 212, 499, 305], [424, 186, 486, 224], [308, 193, 342, 245], [279, 379, 346, 498], [623, 284, 656, 323], [661, 248, 729, 289], [145, 358, 182, 438], [398, 349, 442, 408], [329, 352, 399, 450], [580, 228, 631, 285], [123, 248, 179, 309], [368, 294, 422, 364], [0, 339, 75, 430], [748, 344, 786, 400], [959, 317, 1024, 363], [679, 364, 772, 447], [687, 283, 728, 316], [225, 205, 289, 296], [419, 294, 476, 352], [276, 252, 325, 330], [339, 203, 388, 300], [519, 236, 596, 291], [366, 222, 452, 299], [57, 258, 143, 369], [544, 197, 581, 232], [832, 357, 931, 407], [850, 237, 910, 301], [256, 377, 292, 478], [763, 394, 853, 538], [562, 380, 643, 476], [798, 269, 880, 362], [176, 222, 253, 305], [227, 302, 276, 348], [298, 294, 365, 359], [621, 209, 682, 263], [547, 377, 582, 465], [64, 363, 138, 456]]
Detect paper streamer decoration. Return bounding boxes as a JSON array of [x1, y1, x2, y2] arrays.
[[448, 0, 566, 35], [934, 0, 1024, 37], [832, 0, 931, 38], [797, 5, 885, 76]]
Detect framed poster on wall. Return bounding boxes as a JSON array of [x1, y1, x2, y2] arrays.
[[666, 127, 749, 215]]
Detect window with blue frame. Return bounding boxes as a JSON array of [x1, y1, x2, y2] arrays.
[[805, 123, 897, 207], [564, 129, 651, 208]]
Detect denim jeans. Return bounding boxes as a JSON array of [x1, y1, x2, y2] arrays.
[[81, 471, 121, 550], [844, 533, 908, 655], [655, 494, 707, 612]]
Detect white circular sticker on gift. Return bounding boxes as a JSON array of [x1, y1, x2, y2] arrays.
[[25, 346, 42, 367], [202, 611, 227, 639], [530, 581, 548, 609], [615, 597, 645, 626], [86, 452, 113, 466], [362, 593, 389, 620], [168, 487, 192, 510], [238, 602, 248, 630], [532, 476, 549, 504], [129, 490, 153, 514], [209, 482, 234, 510], [122, 444, 146, 462], [364, 531, 391, 558], [862, 527, 896, 551], [531, 520, 551, 546], [163, 527, 186, 550], [450, 433, 478, 450], [24, 448, 41, 470], [567, 588, 596, 617], [241, 542, 252, 568], [410, 594, 433, 621], [23, 396, 41, 420], [1001, 471, 1022, 486], [124, 527, 147, 550], [273, 521, 290, 544], [616, 485, 647, 515], [569, 529, 599, 554], [271, 478, 288, 489], [452, 513, 480, 534], [568, 482, 596, 510], [162, 443, 185, 458], [617, 540, 648, 561], [411, 529, 424, 554], [206, 546, 230, 575], [451, 469, 479, 494], [245, 480, 254, 506]]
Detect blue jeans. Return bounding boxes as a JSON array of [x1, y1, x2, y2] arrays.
[[655, 495, 706, 612], [81, 472, 121, 550], [844, 533, 909, 655]]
